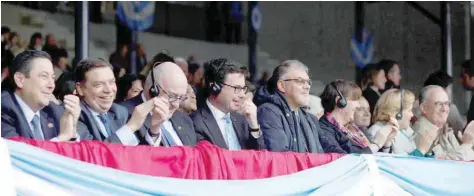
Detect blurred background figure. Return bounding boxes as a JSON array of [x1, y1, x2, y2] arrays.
[[42, 33, 59, 58], [244, 81, 256, 103], [109, 43, 129, 78], [307, 94, 324, 119], [363, 63, 387, 114], [52, 71, 76, 104], [179, 84, 197, 115], [115, 74, 145, 103], [27, 32, 43, 51], [350, 97, 371, 132], [379, 59, 401, 91], [52, 48, 69, 78], [136, 44, 147, 73], [174, 56, 189, 77], [8, 32, 26, 56]]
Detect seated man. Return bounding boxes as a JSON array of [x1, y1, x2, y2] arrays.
[[75, 58, 155, 144], [120, 62, 197, 146], [413, 85, 474, 160], [2, 50, 84, 141], [254, 60, 324, 153], [190, 58, 264, 150], [178, 84, 198, 115]]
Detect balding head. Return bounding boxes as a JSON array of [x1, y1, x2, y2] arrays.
[[174, 57, 188, 75], [419, 85, 450, 127], [145, 62, 189, 116]]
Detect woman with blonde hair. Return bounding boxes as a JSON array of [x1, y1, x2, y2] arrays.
[[367, 89, 436, 156]]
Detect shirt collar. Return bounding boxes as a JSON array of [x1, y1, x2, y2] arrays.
[[14, 93, 41, 122], [206, 99, 228, 120]]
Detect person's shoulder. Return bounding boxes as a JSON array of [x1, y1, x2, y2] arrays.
[[189, 108, 204, 120], [110, 103, 129, 118]]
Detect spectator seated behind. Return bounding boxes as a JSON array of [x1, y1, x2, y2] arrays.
[[307, 94, 324, 119], [191, 58, 263, 150], [413, 85, 474, 160], [28, 32, 43, 51], [424, 70, 466, 132], [379, 59, 401, 91], [2, 50, 86, 141], [178, 84, 198, 115], [115, 74, 145, 103], [362, 63, 387, 114], [366, 89, 425, 155], [319, 80, 374, 154], [254, 60, 323, 153], [348, 97, 371, 133], [53, 71, 76, 104], [120, 62, 197, 147]]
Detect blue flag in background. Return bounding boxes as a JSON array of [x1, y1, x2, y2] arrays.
[[116, 2, 156, 31]]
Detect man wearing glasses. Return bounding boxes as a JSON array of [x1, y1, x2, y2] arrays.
[[253, 60, 324, 153], [120, 61, 197, 147], [190, 58, 264, 150]]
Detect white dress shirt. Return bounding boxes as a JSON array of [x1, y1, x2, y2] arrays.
[[206, 99, 242, 150]]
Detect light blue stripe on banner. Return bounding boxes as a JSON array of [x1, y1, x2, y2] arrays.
[[7, 140, 368, 195], [374, 153, 474, 196]]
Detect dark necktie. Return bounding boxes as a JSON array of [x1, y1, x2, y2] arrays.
[[98, 114, 111, 137]]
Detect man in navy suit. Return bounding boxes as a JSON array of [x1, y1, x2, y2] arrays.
[[190, 58, 264, 150], [2, 50, 85, 141], [120, 62, 197, 147], [75, 58, 156, 144]]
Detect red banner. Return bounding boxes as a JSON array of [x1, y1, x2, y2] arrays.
[[10, 137, 344, 180]]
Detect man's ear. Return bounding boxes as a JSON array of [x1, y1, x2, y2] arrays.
[[277, 80, 285, 93], [75, 82, 84, 96], [13, 72, 26, 89], [419, 102, 427, 115]]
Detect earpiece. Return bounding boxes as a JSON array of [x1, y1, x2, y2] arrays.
[[396, 89, 404, 120], [149, 62, 161, 97], [331, 82, 347, 108]]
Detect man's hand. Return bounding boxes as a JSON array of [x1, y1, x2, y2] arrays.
[[63, 95, 81, 121], [126, 98, 156, 131], [57, 113, 76, 141], [239, 100, 259, 129], [150, 97, 170, 135], [415, 125, 440, 155]]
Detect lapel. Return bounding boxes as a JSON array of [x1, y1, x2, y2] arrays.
[[201, 104, 228, 149], [230, 113, 245, 147], [170, 113, 189, 145], [10, 93, 34, 139], [39, 110, 57, 140], [107, 111, 119, 133], [80, 101, 103, 140]]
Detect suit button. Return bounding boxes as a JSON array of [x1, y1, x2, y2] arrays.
[[286, 113, 290, 117], [293, 137, 296, 142]]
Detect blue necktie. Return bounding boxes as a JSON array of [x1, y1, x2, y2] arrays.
[[224, 114, 241, 150], [161, 123, 177, 147], [31, 115, 44, 140], [98, 114, 111, 137]]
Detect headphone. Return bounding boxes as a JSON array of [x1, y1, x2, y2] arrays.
[[331, 82, 347, 108], [396, 89, 405, 120], [208, 59, 228, 95], [149, 62, 161, 97]]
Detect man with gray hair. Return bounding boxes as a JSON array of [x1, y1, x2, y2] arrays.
[[174, 57, 188, 76], [413, 85, 474, 160], [254, 60, 324, 153]]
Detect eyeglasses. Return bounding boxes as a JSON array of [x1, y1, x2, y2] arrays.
[[158, 85, 188, 102], [434, 101, 451, 108], [221, 83, 248, 94], [283, 78, 312, 86]]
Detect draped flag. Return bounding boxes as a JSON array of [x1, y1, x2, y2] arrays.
[[116, 1, 156, 31], [3, 137, 474, 195]]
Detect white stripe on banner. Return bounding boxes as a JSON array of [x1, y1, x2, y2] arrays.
[[119, 2, 155, 21], [4, 138, 474, 195]]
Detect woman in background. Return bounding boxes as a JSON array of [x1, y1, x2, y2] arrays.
[[115, 74, 145, 103], [363, 63, 387, 114]]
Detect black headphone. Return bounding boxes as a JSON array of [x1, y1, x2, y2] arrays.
[[208, 59, 228, 95], [331, 82, 347, 108], [396, 89, 405, 120], [149, 62, 161, 97]]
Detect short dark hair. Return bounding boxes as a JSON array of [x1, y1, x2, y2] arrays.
[[7, 50, 51, 91], [188, 62, 201, 75], [1, 26, 10, 35], [74, 58, 113, 83], [378, 59, 398, 76], [204, 58, 248, 96], [53, 72, 75, 102], [320, 80, 362, 113], [115, 74, 145, 102], [267, 60, 308, 94], [8, 32, 18, 43], [424, 70, 452, 88], [246, 80, 256, 94], [150, 51, 174, 66], [28, 32, 42, 50], [364, 63, 384, 85], [52, 48, 69, 66]]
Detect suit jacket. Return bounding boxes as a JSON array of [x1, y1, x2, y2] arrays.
[[78, 101, 129, 143], [190, 103, 264, 150], [119, 93, 197, 146], [1, 91, 91, 140]]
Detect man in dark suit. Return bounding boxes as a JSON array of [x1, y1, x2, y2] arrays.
[[120, 61, 197, 147], [75, 58, 155, 144], [1, 50, 85, 141], [190, 58, 264, 150]]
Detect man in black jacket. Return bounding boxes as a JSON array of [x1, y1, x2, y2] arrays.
[[254, 60, 324, 153]]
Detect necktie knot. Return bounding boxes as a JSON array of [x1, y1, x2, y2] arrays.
[[97, 114, 111, 137], [32, 114, 40, 125], [98, 114, 108, 124], [224, 114, 232, 124]]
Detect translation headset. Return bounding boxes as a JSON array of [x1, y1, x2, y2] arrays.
[[396, 89, 405, 120], [208, 59, 228, 95], [149, 62, 162, 97], [331, 82, 347, 108]]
